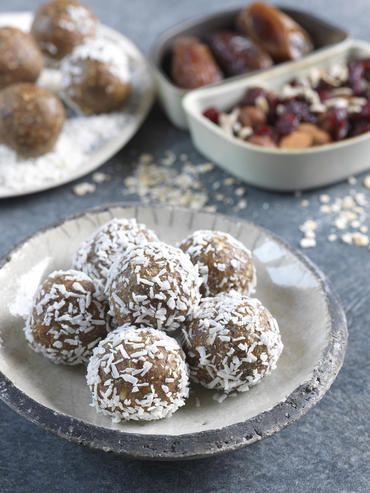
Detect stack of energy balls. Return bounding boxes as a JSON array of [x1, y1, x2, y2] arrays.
[[0, 0, 131, 157], [24, 217, 283, 423]]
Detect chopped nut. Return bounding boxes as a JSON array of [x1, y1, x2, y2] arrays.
[[248, 135, 277, 147], [298, 123, 331, 145], [239, 105, 266, 128], [280, 131, 313, 149]]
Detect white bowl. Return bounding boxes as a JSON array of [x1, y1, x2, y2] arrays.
[[183, 40, 370, 191], [0, 204, 347, 459], [150, 7, 347, 129]]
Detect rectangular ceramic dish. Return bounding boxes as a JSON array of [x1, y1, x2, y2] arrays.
[[183, 40, 370, 192], [150, 6, 347, 129]]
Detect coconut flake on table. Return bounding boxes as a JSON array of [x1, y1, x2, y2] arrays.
[[0, 113, 131, 195]]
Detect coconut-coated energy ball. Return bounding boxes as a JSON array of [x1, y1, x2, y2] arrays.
[[73, 218, 159, 293], [87, 325, 189, 422], [0, 83, 65, 157], [24, 269, 108, 365], [182, 292, 283, 393], [60, 39, 131, 114], [106, 242, 202, 332], [178, 230, 256, 297], [31, 0, 97, 61], [0, 27, 44, 89]]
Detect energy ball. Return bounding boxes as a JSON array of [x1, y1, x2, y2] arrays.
[[73, 218, 159, 293], [24, 269, 108, 365], [87, 325, 189, 422], [0, 27, 44, 89], [106, 242, 202, 332], [178, 230, 256, 297], [183, 292, 283, 393], [31, 0, 97, 61], [0, 83, 65, 157], [60, 39, 131, 114]]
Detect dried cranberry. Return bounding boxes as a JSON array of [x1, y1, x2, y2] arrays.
[[316, 78, 336, 91], [282, 99, 317, 123], [203, 107, 220, 124], [317, 88, 332, 102], [254, 125, 278, 142], [241, 87, 268, 106], [275, 112, 299, 135], [358, 101, 370, 120], [350, 120, 370, 137], [321, 107, 349, 140]]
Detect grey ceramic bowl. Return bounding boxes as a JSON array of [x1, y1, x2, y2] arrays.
[[0, 204, 347, 460], [150, 6, 347, 128]]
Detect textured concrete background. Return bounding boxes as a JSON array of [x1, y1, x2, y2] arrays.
[[1, 1, 369, 492]]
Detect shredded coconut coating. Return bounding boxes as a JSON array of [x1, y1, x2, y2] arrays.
[[178, 230, 256, 297], [86, 325, 189, 422], [24, 269, 108, 365], [182, 292, 283, 394], [106, 241, 202, 332], [73, 218, 158, 293]]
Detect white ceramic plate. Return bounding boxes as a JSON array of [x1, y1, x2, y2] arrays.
[[184, 39, 370, 191], [0, 204, 347, 459], [0, 13, 154, 198]]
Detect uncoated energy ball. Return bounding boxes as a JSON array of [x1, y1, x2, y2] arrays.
[[0, 83, 65, 157], [182, 292, 283, 393], [106, 242, 202, 332], [24, 269, 108, 365], [178, 230, 256, 297], [73, 218, 159, 293], [31, 0, 97, 61], [0, 27, 44, 89], [87, 325, 189, 422], [60, 38, 131, 114]]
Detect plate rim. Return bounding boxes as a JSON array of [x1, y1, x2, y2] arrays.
[[0, 12, 155, 199], [0, 203, 348, 460]]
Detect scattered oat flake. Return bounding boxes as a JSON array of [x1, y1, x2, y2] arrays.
[[73, 182, 96, 196], [300, 237, 316, 248], [92, 171, 110, 183], [320, 194, 330, 203], [300, 219, 318, 232], [301, 199, 309, 207], [363, 175, 370, 189]]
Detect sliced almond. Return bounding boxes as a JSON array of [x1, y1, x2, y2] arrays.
[[280, 131, 313, 149], [298, 123, 331, 145]]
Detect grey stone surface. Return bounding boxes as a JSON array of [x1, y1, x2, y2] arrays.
[[0, 0, 369, 492]]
